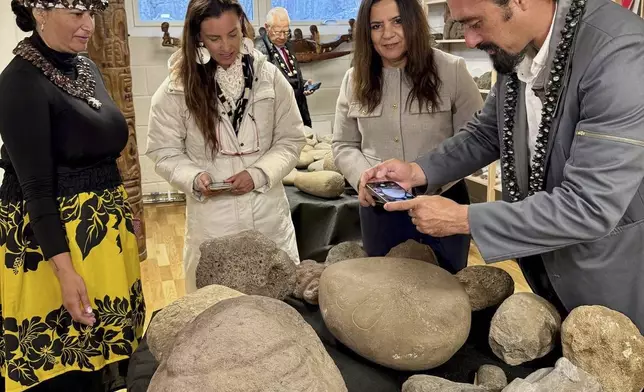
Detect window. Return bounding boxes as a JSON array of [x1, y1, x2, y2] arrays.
[[270, 0, 360, 21], [137, 0, 255, 22]]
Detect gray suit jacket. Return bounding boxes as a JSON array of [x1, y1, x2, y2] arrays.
[[416, 0, 644, 332]]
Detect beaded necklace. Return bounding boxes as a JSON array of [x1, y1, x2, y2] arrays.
[[13, 38, 102, 110], [501, 0, 586, 201]]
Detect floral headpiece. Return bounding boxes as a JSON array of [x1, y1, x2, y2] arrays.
[[18, 0, 109, 12]]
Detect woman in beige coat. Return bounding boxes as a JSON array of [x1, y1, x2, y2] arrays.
[[332, 0, 483, 273], [146, 0, 305, 293]]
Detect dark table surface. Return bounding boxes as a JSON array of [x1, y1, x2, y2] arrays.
[[126, 297, 559, 392], [285, 185, 362, 262]]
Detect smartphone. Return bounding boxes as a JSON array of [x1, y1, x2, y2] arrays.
[[366, 181, 415, 204], [305, 81, 322, 92], [208, 182, 232, 191]]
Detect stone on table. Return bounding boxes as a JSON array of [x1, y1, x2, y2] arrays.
[[455, 266, 514, 311], [294, 171, 345, 199]]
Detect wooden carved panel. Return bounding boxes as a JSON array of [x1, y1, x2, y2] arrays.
[[87, 0, 147, 260]]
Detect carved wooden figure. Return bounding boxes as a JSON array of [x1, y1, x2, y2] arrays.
[[87, 0, 147, 260]]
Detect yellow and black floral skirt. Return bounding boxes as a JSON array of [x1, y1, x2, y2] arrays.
[[0, 181, 145, 392]]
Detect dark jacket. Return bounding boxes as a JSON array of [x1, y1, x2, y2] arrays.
[[255, 35, 312, 127]]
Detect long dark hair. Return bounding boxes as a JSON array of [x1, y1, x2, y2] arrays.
[[352, 0, 442, 113], [177, 0, 247, 155]]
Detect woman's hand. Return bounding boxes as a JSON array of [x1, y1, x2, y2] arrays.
[[51, 254, 95, 326], [195, 172, 230, 197], [226, 170, 255, 195]]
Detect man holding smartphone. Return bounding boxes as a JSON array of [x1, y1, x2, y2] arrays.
[[358, 0, 644, 333], [255, 7, 319, 128]]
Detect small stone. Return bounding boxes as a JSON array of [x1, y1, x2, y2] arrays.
[[455, 266, 514, 311], [302, 144, 314, 152], [403, 375, 485, 391], [318, 134, 333, 144], [322, 151, 342, 174], [306, 134, 318, 146], [502, 357, 602, 392], [561, 305, 644, 392], [308, 159, 325, 172], [294, 171, 345, 199], [297, 151, 315, 169], [489, 292, 561, 365], [195, 230, 296, 300], [325, 241, 367, 264], [293, 260, 326, 305], [474, 365, 507, 392], [385, 239, 438, 265], [311, 149, 328, 161]]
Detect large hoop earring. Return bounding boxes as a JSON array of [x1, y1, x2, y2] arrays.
[[196, 42, 211, 64]]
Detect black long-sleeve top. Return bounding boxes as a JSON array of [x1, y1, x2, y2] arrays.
[[0, 34, 128, 259]]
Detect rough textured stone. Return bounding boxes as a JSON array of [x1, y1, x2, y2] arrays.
[[308, 159, 325, 171], [319, 257, 472, 371], [148, 296, 347, 392], [297, 151, 315, 169], [402, 375, 486, 392], [489, 293, 561, 366], [455, 266, 515, 311], [314, 142, 332, 150], [294, 171, 345, 199], [195, 230, 296, 300], [561, 305, 644, 392], [474, 365, 507, 392], [502, 357, 602, 392], [294, 259, 326, 305], [282, 168, 298, 185], [475, 71, 492, 90], [385, 239, 438, 265], [325, 241, 367, 264], [323, 151, 342, 174], [146, 285, 244, 362], [302, 144, 314, 152]]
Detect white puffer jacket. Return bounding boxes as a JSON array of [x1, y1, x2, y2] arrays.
[[146, 49, 305, 293]]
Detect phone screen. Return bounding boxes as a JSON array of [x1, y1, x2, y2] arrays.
[[366, 181, 415, 203]]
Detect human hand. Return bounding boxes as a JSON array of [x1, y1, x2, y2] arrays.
[[383, 195, 470, 236], [56, 268, 96, 326], [225, 170, 255, 195], [304, 79, 315, 96], [358, 159, 427, 207], [195, 172, 230, 198]]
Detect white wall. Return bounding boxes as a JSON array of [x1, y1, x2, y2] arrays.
[[130, 36, 352, 194]]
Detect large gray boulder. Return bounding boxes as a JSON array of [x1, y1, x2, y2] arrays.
[[319, 257, 471, 371], [148, 295, 347, 392], [146, 284, 244, 362], [562, 305, 644, 392], [195, 230, 296, 300]]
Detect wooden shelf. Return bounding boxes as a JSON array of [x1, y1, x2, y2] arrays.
[[436, 39, 466, 44], [466, 175, 502, 192]]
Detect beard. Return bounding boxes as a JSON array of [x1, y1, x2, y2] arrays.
[[477, 42, 526, 75]]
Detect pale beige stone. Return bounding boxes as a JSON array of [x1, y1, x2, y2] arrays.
[[297, 151, 315, 169], [562, 305, 644, 392], [308, 159, 325, 171], [147, 285, 244, 362], [311, 149, 328, 161], [302, 144, 314, 152], [319, 257, 472, 371], [149, 296, 347, 392], [314, 142, 332, 150], [323, 151, 342, 174], [294, 171, 345, 199], [282, 168, 298, 185]]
